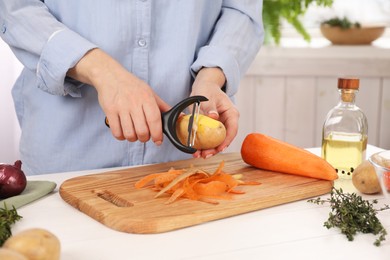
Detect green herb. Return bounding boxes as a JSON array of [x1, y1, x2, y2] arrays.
[[0, 204, 22, 246], [322, 17, 361, 29], [263, 0, 334, 44], [308, 188, 390, 246]]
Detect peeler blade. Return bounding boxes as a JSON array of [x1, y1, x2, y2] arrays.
[[187, 102, 201, 148]]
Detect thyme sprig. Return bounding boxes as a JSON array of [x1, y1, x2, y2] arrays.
[[308, 188, 390, 246], [0, 204, 22, 246]]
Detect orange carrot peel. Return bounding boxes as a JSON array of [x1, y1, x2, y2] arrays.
[[134, 161, 261, 204]]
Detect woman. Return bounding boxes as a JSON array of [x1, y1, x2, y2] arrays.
[[0, 0, 263, 175]]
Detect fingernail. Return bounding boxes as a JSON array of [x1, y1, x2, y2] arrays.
[[155, 141, 162, 146], [205, 154, 213, 159], [208, 110, 218, 116]]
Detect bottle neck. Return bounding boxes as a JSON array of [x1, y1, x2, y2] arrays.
[[339, 89, 357, 105]]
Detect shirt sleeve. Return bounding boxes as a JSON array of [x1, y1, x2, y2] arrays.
[[0, 0, 97, 97], [190, 0, 264, 97]]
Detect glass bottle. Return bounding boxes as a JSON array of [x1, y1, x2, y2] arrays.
[[321, 78, 368, 179]]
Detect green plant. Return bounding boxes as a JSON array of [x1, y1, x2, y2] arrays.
[[0, 204, 22, 246], [263, 0, 333, 44], [308, 188, 390, 246], [322, 17, 361, 29]]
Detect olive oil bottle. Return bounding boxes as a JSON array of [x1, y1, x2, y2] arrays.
[[321, 78, 368, 179]]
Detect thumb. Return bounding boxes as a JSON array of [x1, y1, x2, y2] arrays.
[[201, 102, 219, 120]]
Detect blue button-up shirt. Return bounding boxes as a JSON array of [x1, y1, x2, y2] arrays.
[[0, 0, 263, 175]]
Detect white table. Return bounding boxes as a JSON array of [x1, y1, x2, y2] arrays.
[[15, 145, 390, 260]]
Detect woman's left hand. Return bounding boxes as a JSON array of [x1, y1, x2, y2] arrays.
[[190, 67, 239, 159]]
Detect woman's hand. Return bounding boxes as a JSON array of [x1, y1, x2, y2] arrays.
[[190, 67, 239, 159], [67, 48, 170, 145]]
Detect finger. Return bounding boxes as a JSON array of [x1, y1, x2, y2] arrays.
[[207, 110, 219, 120], [200, 148, 218, 159], [195, 98, 219, 119], [107, 114, 125, 140], [143, 102, 163, 145], [119, 112, 137, 142], [192, 150, 202, 158], [217, 109, 239, 152], [131, 108, 151, 143]]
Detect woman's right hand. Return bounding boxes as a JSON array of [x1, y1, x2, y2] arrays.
[[67, 48, 170, 145]]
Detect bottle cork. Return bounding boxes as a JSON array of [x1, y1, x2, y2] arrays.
[[338, 78, 359, 90]]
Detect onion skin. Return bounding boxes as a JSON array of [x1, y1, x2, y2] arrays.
[[0, 160, 27, 199]]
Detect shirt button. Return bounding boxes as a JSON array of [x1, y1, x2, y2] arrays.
[[138, 38, 147, 47], [1, 24, 6, 34]]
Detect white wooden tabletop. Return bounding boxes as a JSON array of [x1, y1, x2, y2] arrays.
[[13, 145, 390, 260]]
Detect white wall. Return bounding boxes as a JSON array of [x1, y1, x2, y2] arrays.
[[225, 44, 390, 153], [0, 39, 22, 163]]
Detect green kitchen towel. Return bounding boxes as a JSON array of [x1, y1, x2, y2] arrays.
[[0, 181, 57, 209]]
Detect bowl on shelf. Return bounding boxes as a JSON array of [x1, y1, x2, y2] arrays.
[[320, 24, 386, 45], [369, 150, 390, 197]]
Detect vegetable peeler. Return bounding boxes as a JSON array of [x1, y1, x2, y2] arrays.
[[105, 95, 208, 154], [162, 95, 208, 154]]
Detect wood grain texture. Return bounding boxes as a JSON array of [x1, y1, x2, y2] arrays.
[[59, 153, 333, 234]]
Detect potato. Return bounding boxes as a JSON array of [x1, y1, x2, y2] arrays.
[[352, 160, 381, 194], [176, 114, 226, 150], [3, 228, 61, 260], [0, 248, 28, 260]]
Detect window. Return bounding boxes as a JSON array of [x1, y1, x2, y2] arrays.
[[280, 0, 390, 47], [305, 0, 390, 26]]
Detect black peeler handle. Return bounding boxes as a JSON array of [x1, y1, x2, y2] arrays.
[[105, 96, 208, 154], [162, 95, 208, 154]]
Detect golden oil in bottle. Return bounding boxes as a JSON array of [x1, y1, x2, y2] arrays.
[[322, 132, 367, 179], [321, 78, 368, 179]]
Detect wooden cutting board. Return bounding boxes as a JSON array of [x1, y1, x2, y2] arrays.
[[59, 153, 333, 234]]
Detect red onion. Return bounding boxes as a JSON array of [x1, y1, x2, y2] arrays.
[[0, 160, 27, 199]]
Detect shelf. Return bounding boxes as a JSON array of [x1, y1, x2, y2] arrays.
[[248, 39, 390, 77]]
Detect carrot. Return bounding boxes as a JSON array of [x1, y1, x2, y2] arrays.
[[193, 181, 227, 196], [182, 177, 201, 201], [134, 169, 183, 189], [154, 169, 184, 184], [241, 133, 337, 181], [201, 173, 239, 191], [154, 168, 207, 198], [135, 161, 261, 204], [134, 173, 163, 189], [165, 188, 185, 204]]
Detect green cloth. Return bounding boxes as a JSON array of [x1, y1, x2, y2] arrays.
[[0, 181, 57, 209]]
